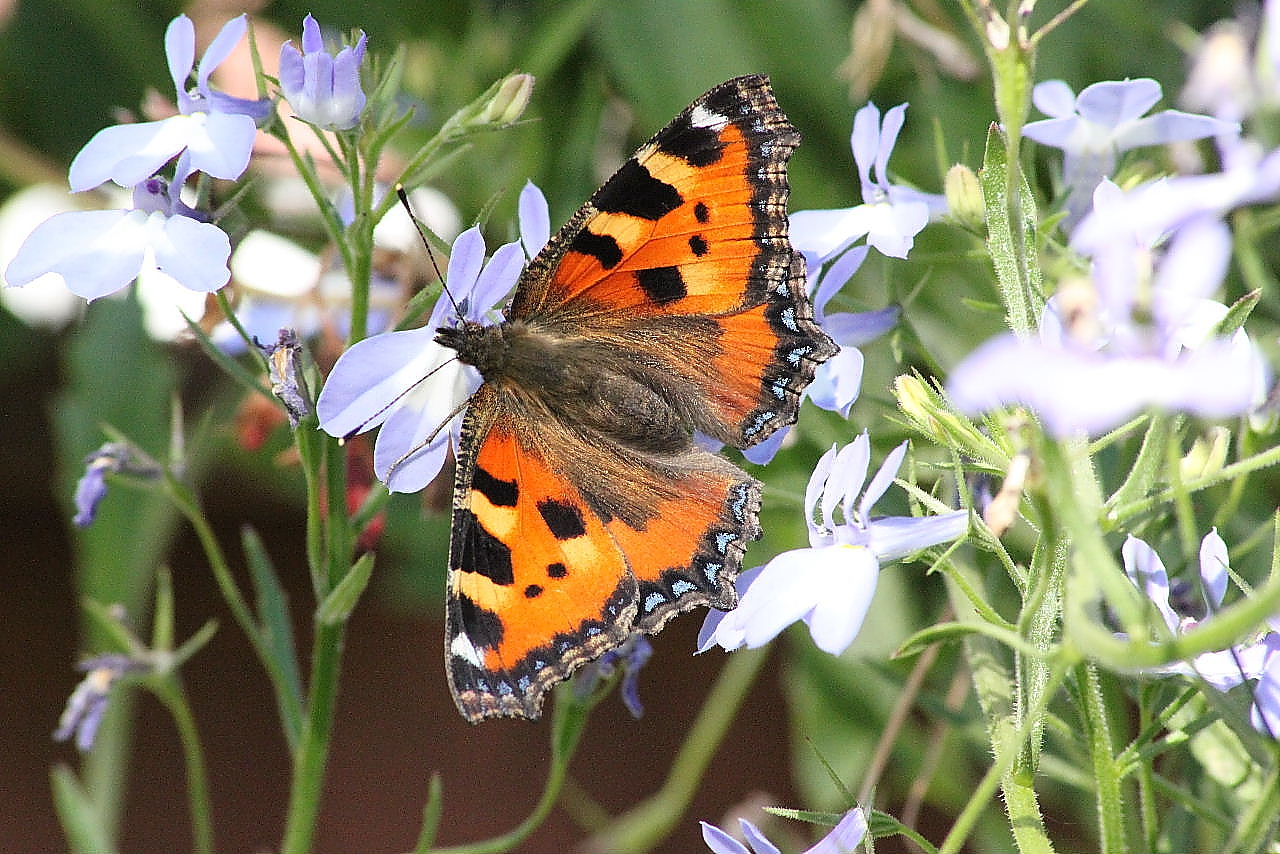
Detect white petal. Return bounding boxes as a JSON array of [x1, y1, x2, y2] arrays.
[[1198, 528, 1229, 610], [150, 213, 231, 293], [316, 326, 446, 437], [69, 120, 191, 191], [804, 546, 879, 654]]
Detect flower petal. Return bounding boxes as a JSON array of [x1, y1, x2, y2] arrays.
[[1073, 78, 1162, 126], [805, 808, 868, 854], [739, 819, 782, 854], [316, 326, 445, 437], [803, 545, 878, 654], [859, 440, 907, 522], [867, 510, 969, 562], [700, 821, 752, 854], [164, 15, 196, 93], [185, 111, 257, 181], [69, 120, 191, 191], [150, 213, 231, 292], [196, 14, 247, 94], [1122, 535, 1180, 632], [1198, 528, 1229, 611], [519, 181, 551, 256]]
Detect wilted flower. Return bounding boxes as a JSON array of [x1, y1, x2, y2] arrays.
[[71, 441, 163, 528], [54, 654, 147, 752], [699, 433, 968, 655], [279, 14, 368, 131]]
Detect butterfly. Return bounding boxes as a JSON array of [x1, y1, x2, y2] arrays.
[[435, 75, 837, 722]]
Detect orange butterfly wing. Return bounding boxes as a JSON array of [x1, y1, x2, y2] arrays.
[[443, 75, 835, 722]]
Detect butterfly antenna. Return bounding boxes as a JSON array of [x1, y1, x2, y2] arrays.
[[338, 353, 463, 443], [395, 184, 464, 319], [385, 396, 471, 481]]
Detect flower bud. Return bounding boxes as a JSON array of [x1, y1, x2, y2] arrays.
[[944, 163, 984, 230], [480, 73, 535, 126]]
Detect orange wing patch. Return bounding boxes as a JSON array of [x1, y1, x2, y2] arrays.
[[446, 417, 636, 721]]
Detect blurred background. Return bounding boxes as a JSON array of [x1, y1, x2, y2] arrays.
[[0, 0, 1262, 851]]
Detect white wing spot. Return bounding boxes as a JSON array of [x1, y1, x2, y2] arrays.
[[450, 633, 485, 668], [690, 104, 728, 130]]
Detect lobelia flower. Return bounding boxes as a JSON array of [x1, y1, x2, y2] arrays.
[[1122, 529, 1280, 737], [573, 634, 653, 718], [947, 180, 1270, 438], [5, 172, 232, 303], [71, 441, 163, 527], [69, 15, 270, 192], [1022, 78, 1237, 229], [701, 807, 867, 854], [279, 14, 368, 131], [790, 102, 946, 263], [54, 654, 147, 752], [699, 432, 968, 655], [317, 225, 525, 492]]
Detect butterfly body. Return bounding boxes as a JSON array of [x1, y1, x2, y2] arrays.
[[437, 75, 837, 722]]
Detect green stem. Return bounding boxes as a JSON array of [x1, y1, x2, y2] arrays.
[[580, 646, 769, 853], [428, 687, 593, 854], [1077, 663, 1127, 854], [1109, 442, 1280, 526], [280, 621, 346, 854], [150, 677, 214, 854]]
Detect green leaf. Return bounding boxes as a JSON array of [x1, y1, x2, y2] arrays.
[[316, 552, 375, 625], [896, 620, 1046, 660], [979, 122, 1043, 337], [50, 765, 117, 854], [242, 526, 305, 747]]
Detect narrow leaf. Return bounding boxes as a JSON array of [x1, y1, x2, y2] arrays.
[[316, 552, 375, 625]]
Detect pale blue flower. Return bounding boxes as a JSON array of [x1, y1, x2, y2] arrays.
[[517, 180, 551, 257], [279, 15, 368, 131], [948, 181, 1269, 437], [790, 102, 946, 262], [317, 225, 523, 492], [1122, 530, 1280, 736], [701, 807, 867, 854], [700, 433, 968, 655], [69, 15, 269, 192], [5, 174, 232, 301], [1023, 78, 1238, 228]]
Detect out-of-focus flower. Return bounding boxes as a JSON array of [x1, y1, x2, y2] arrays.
[[1022, 78, 1237, 228], [54, 654, 147, 752], [317, 225, 524, 492], [1122, 530, 1280, 737], [574, 634, 653, 718], [700, 807, 867, 854], [790, 102, 946, 262], [69, 15, 270, 192], [699, 433, 968, 655], [0, 184, 84, 328], [72, 442, 163, 528], [948, 181, 1269, 438], [279, 14, 368, 131], [5, 173, 231, 304]]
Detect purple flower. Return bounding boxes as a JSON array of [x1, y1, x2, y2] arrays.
[[1023, 78, 1237, 228], [69, 15, 269, 192], [316, 225, 524, 492], [699, 433, 968, 655], [1122, 530, 1280, 736], [54, 654, 145, 752], [790, 102, 946, 262], [701, 807, 867, 854], [948, 182, 1269, 437], [573, 634, 652, 718], [71, 442, 161, 527], [279, 15, 368, 131], [4, 174, 232, 301]]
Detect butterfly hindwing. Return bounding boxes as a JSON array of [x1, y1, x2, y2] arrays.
[[445, 388, 762, 721]]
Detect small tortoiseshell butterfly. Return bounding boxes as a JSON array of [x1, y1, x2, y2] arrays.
[[435, 75, 837, 721]]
